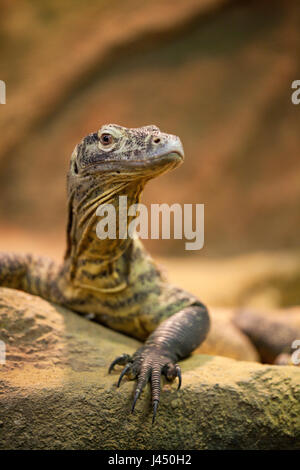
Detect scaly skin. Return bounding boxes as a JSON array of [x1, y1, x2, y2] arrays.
[[0, 124, 210, 422]]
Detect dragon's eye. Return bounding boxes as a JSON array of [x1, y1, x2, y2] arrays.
[[100, 133, 113, 146]]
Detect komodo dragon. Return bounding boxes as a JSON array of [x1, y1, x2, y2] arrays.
[[0, 124, 210, 422]]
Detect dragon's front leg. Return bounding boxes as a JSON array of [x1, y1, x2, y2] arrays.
[[109, 303, 210, 423]]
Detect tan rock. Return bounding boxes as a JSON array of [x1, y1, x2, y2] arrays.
[[0, 287, 299, 450]]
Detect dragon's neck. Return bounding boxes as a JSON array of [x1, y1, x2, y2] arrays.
[[66, 178, 145, 293]]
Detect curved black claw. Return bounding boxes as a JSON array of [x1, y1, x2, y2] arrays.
[[117, 363, 131, 387], [152, 400, 159, 424], [175, 365, 182, 390], [108, 353, 132, 374], [131, 389, 142, 413]]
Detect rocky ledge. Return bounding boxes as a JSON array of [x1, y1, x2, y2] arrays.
[[0, 287, 299, 450]]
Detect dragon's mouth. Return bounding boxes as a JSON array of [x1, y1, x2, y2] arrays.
[[81, 150, 184, 176]]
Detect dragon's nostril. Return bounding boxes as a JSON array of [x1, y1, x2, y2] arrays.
[[153, 137, 161, 144]]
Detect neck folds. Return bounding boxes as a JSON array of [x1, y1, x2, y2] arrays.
[[67, 179, 145, 294]]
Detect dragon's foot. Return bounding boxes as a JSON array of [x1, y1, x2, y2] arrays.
[[108, 348, 181, 423]]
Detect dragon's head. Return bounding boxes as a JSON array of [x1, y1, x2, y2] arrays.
[[68, 124, 184, 184]]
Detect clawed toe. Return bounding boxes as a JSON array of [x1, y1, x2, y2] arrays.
[[108, 353, 132, 374], [163, 362, 182, 390]]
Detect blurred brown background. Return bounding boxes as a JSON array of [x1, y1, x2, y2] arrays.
[[0, 0, 299, 308]]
